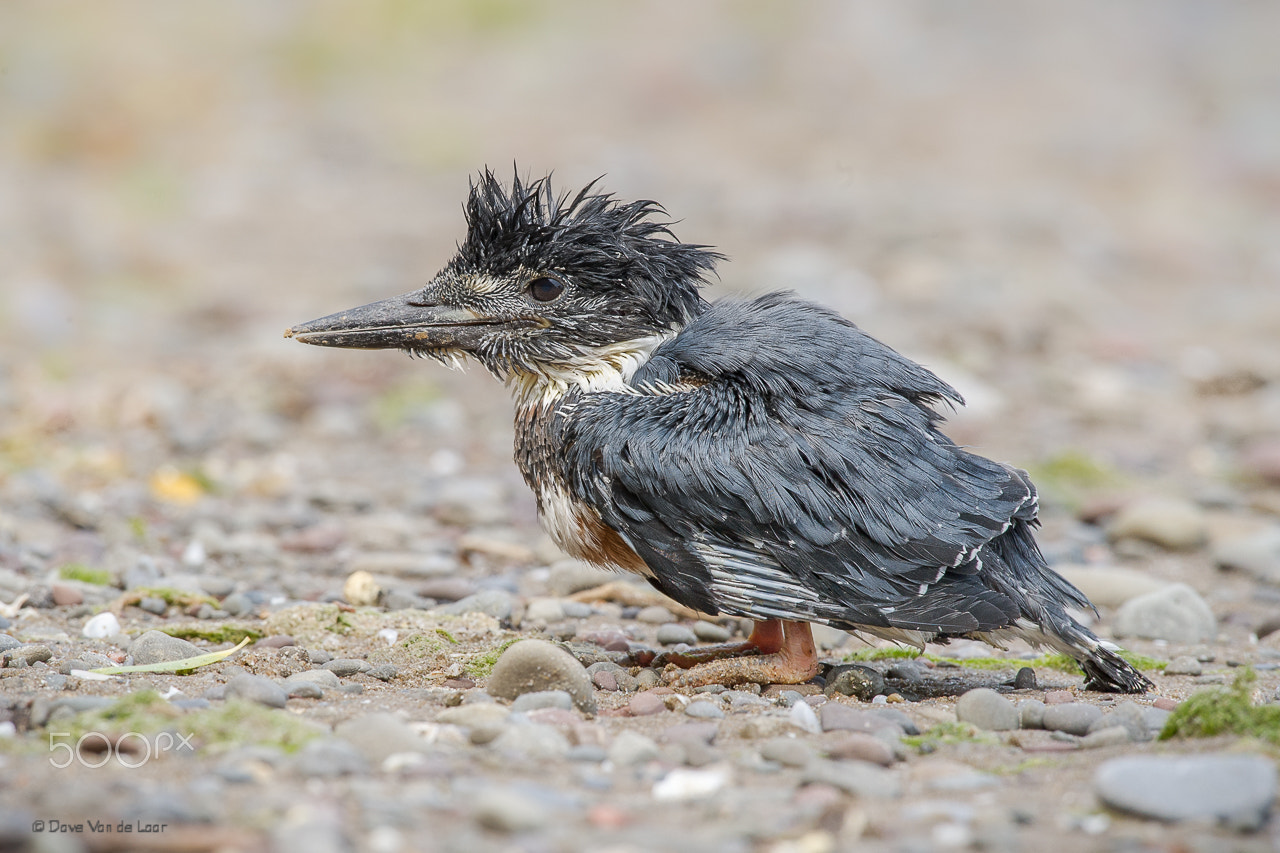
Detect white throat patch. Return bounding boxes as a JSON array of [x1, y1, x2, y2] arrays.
[[510, 332, 674, 408]]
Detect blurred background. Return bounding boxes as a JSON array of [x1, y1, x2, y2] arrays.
[[1, 0, 1278, 526]]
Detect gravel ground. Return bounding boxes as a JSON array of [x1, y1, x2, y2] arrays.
[[3, 4, 1280, 852]]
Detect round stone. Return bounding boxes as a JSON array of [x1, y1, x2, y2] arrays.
[[486, 639, 597, 714], [1114, 583, 1216, 644], [1163, 655, 1202, 676], [1019, 699, 1047, 729], [692, 621, 732, 642], [683, 700, 725, 720], [824, 665, 884, 700], [1094, 754, 1277, 826], [628, 692, 666, 716], [761, 736, 813, 767], [1107, 498, 1208, 550], [955, 688, 1019, 731], [655, 624, 698, 646], [1042, 702, 1103, 736], [224, 673, 288, 709], [129, 630, 203, 665], [81, 612, 121, 640], [510, 690, 574, 713]]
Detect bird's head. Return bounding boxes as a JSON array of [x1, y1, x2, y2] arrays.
[[286, 168, 721, 393]]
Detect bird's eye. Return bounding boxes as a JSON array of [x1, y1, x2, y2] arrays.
[[527, 275, 565, 303]]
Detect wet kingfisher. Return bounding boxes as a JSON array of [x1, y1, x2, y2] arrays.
[[287, 168, 1152, 693]]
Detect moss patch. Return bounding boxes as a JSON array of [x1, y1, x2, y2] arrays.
[[114, 587, 220, 612], [160, 623, 263, 645], [464, 638, 520, 679], [1160, 668, 1280, 746], [58, 563, 113, 586], [902, 721, 997, 752], [846, 648, 1165, 677]]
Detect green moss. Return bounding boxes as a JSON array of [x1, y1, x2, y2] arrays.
[[58, 563, 113, 586], [464, 638, 520, 679], [1160, 668, 1280, 746], [902, 721, 997, 752], [398, 633, 446, 659], [843, 648, 922, 662], [160, 624, 263, 645], [846, 649, 1165, 677], [123, 587, 220, 609], [435, 627, 459, 644]]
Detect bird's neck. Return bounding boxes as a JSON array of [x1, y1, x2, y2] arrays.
[[506, 332, 673, 410]]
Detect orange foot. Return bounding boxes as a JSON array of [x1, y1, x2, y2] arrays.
[[661, 620, 820, 688]]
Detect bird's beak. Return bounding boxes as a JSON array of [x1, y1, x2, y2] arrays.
[[285, 292, 517, 352]]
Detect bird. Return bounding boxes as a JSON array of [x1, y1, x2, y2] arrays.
[[286, 167, 1153, 694]]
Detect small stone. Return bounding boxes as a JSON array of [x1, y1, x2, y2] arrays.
[[591, 670, 619, 691], [885, 661, 925, 681], [510, 690, 574, 713], [788, 700, 822, 734], [489, 723, 571, 759], [486, 639, 597, 714], [635, 605, 676, 624], [1094, 754, 1277, 826], [1043, 690, 1074, 705], [1042, 703, 1103, 736], [283, 669, 342, 690], [367, 664, 397, 682], [1164, 655, 1203, 676], [608, 730, 659, 766], [802, 758, 901, 798], [473, 788, 550, 833], [824, 732, 896, 766], [333, 713, 425, 763], [523, 597, 567, 624], [224, 673, 289, 708], [1107, 498, 1208, 551], [662, 722, 719, 747], [1113, 583, 1216, 644], [1152, 696, 1179, 711], [1211, 527, 1280, 584], [824, 665, 884, 700], [434, 589, 515, 621], [220, 592, 254, 617], [291, 738, 369, 777], [652, 765, 732, 801], [1013, 667, 1037, 689], [1019, 699, 1047, 729], [342, 570, 381, 607], [628, 692, 667, 716], [81, 611, 121, 639], [286, 682, 324, 699], [0, 634, 20, 652], [655, 623, 698, 646], [684, 700, 724, 720], [546, 560, 615, 596], [50, 584, 84, 606], [138, 596, 168, 615], [692, 621, 732, 642], [1053, 565, 1167, 608], [258, 635, 295, 648], [955, 688, 1020, 731], [322, 658, 371, 677], [130, 630, 202, 665], [4, 644, 52, 667], [1080, 726, 1133, 749], [819, 702, 906, 735]]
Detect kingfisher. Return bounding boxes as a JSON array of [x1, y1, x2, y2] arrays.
[[286, 168, 1152, 693]]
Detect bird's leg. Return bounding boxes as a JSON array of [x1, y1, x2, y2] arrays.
[[653, 619, 783, 669], [662, 620, 820, 688]]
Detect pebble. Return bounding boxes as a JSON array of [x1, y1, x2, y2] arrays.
[[283, 669, 342, 690], [138, 596, 168, 615], [1107, 497, 1209, 551], [819, 703, 905, 735], [81, 611, 121, 639], [286, 682, 324, 699], [0, 634, 20, 652], [655, 623, 698, 646], [788, 700, 822, 734], [824, 732, 896, 766], [1044, 690, 1074, 705], [523, 597, 567, 624], [367, 664, 397, 682], [486, 639, 597, 714], [824, 665, 884, 700], [224, 673, 289, 708], [1211, 527, 1280, 584], [652, 765, 732, 801], [333, 713, 425, 763], [1113, 583, 1217, 644], [50, 583, 84, 606], [434, 589, 515, 622], [591, 670, 619, 691], [662, 722, 719, 747], [608, 730, 660, 766], [490, 723, 572, 760], [955, 688, 1020, 731], [1079, 726, 1133, 749], [1163, 655, 1202, 676], [473, 787, 550, 833], [1053, 565, 1167, 608], [1042, 703, 1103, 736], [291, 738, 369, 777], [1094, 754, 1277, 827], [130, 630, 203, 664], [1019, 699, 1046, 729], [635, 605, 676, 624], [801, 759, 901, 798], [322, 658, 371, 677], [1013, 667, 1037, 689], [683, 700, 725, 720], [692, 621, 732, 642], [885, 661, 925, 682], [628, 692, 667, 716], [546, 560, 615, 596], [510, 690, 575, 713]]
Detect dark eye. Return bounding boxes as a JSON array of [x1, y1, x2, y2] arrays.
[[528, 275, 565, 303]]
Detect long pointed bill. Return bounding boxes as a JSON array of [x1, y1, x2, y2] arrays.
[[285, 292, 517, 351]]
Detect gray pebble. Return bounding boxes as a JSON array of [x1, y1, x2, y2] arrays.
[[322, 658, 370, 677], [1042, 702, 1103, 736], [286, 682, 324, 699], [546, 560, 614, 597], [634, 669, 660, 690], [567, 744, 608, 762], [1107, 498, 1208, 551], [1094, 754, 1277, 827], [725, 691, 771, 711], [0, 634, 20, 652], [308, 649, 333, 665], [692, 621, 732, 642], [760, 736, 813, 768], [1113, 583, 1216, 644], [291, 738, 369, 777], [561, 601, 593, 619], [655, 623, 698, 646], [1212, 527, 1280, 584], [662, 722, 719, 747], [802, 758, 901, 798], [333, 712, 425, 763], [367, 664, 397, 682], [487, 639, 597, 714], [61, 652, 113, 675], [1089, 701, 1154, 741], [5, 644, 53, 667], [607, 730, 659, 766], [684, 700, 725, 720], [473, 787, 550, 833], [1143, 706, 1172, 735], [434, 589, 515, 621], [283, 669, 342, 690], [819, 703, 906, 735], [510, 689, 574, 713], [130, 630, 202, 665], [885, 661, 924, 681], [824, 665, 884, 700], [635, 605, 676, 624], [195, 603, 230, 620], [1164, 655, 1202, 676], [1013, 666, 1037, 689], [776, 690, 806, 707], [523, 597, 567, 624], [956, 688, 1020, 731], [138, 596, 168, 615], [224, 673, 288, 708], [1080, 725, 1133, 749], [489, 723, 571, 759], [1019, 699, 1047, 729], [220, 592, 254, 617]]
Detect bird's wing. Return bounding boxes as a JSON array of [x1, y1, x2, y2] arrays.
[[555, 294, 1036, 632]]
